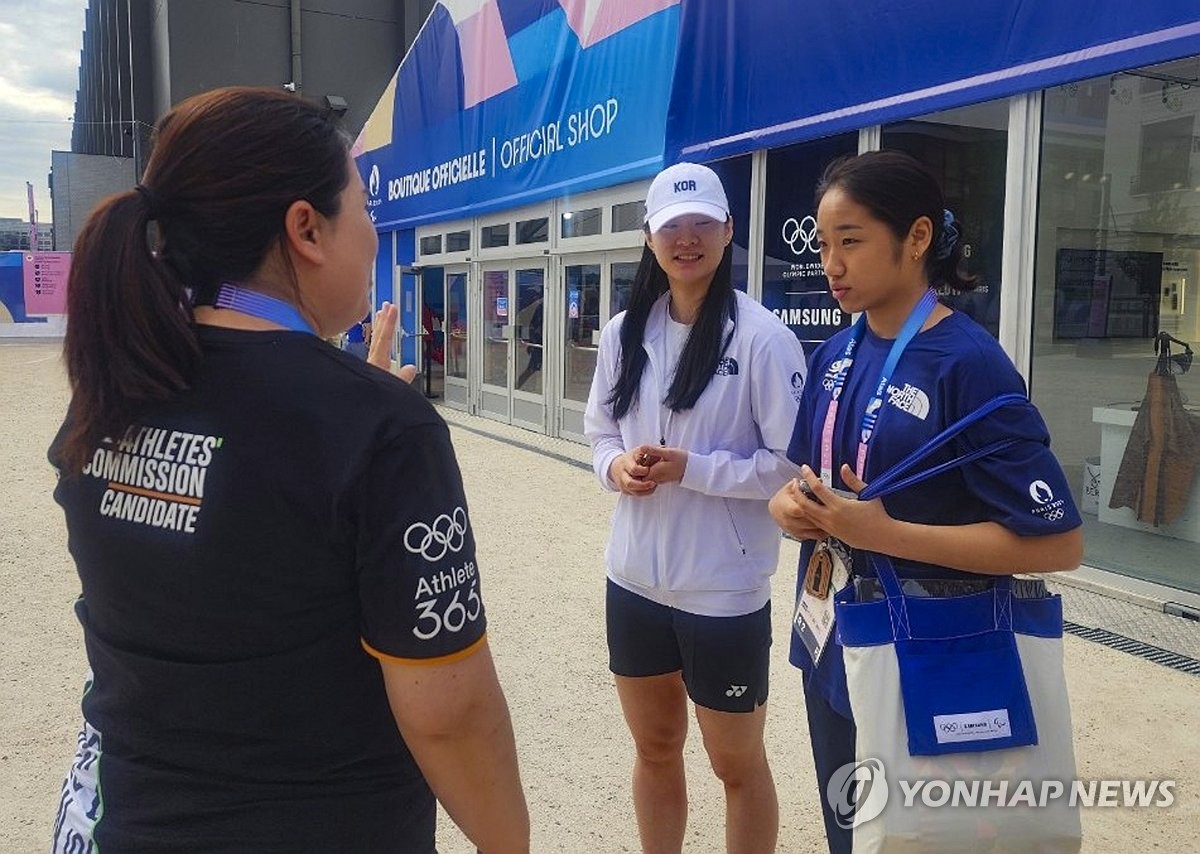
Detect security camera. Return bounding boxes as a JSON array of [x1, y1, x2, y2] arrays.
[[283, 81, 297, 93]]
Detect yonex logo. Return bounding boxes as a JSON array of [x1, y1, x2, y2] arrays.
[[673, 179, 697, 192], [782, 215, 820, 255], [404, 507, 468, 562], [725, 684, 747, 697]]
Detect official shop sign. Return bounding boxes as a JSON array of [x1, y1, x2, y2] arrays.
[[357, 3, 680, 229], [382, 98, 619, 204]]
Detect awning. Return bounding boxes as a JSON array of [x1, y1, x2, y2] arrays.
[[666, 0, 1200, 162], [355, 0, 681, 231]]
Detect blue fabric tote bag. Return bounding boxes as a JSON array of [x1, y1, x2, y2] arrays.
[[835, 394, 1082, 852]]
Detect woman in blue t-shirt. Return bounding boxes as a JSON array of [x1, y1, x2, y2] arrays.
[[768, 150, 1083, 854]]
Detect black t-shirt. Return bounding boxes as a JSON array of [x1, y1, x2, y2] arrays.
[[51, 326, 487, 852]]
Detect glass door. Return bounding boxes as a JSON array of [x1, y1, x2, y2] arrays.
[[443, 267, 469, 410], [558, 250, 642, 441], [511, 264, 547, 431], [413, 268, 445, 401], [478, 261, 547, 428]]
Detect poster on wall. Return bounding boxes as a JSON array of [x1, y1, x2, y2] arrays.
[[22, 252, 71, 316], [1054, 249, 1162, 339], [761, 135, 858, 354]]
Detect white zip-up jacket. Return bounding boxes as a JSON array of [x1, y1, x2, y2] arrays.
[[585, 290, 807, 617]]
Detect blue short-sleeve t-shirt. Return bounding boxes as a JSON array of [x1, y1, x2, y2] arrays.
[[787, 311, 1080, 718]]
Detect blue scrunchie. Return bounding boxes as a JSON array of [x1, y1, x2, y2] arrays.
[[934, 209, 959, 260]]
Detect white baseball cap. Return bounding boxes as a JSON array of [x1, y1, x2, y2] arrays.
[[644, 162, 729, 233]]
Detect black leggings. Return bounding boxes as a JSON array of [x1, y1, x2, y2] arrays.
[[803, 676, 856, 854]]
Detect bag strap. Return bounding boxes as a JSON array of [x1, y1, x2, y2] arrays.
[[861, 392, 1026, 637], [859, 392, 1028, 502]]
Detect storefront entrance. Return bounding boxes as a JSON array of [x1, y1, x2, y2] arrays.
[[479, 260, 548, 431], [558, 251, 641, 441]]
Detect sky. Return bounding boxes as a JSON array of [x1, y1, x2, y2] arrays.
[[0, 0, 88, 223]]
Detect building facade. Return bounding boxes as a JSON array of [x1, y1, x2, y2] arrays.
[[54, 0, 435, 248], [357, 1, 1200, 603]]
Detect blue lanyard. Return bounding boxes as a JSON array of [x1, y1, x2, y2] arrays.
[[819, 288, 938, 483], [214, 283, 316, 334]]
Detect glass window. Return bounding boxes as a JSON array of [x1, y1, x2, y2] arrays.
[[882, 99, 1010, 337], [611, 260, 638, 317], [561, 207, 602, 238], [564, 264, 601, 403], [1032, 57, 1200, 594], [445, 271, 468, 380], [515, 268, 545, 395], [420, 234, 442, 255], [516, 217, 549, 244], [482, 270, 509, 388], [612, 201, 645, 233], [446, 230, 470, 252], [763, 133, 859, 354], [482, 223, 510, 248], [707, 154, 752, 291], [420, 268, 445, 392]]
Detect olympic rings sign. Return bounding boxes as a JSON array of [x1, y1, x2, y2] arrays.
[[782, 215, 820, 255], [404, 507, 468, 562]]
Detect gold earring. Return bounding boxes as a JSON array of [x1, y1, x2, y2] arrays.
[[912, 252, 919, 261]]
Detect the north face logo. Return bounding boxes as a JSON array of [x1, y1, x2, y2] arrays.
[[673, 179, 697, 192], [715, 357, 739, 376], [886, 383, 929, 420]]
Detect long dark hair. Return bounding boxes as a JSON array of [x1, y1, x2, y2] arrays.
[[815, 150, 975, 292], [59, 86, 352, 473], [607, 237, 736, 420]]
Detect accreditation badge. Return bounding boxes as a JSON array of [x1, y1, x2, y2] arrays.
[[793, 537, 851, 665]]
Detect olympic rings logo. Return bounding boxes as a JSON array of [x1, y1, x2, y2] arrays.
[[1044, 508, 1065, 522], [404, 507, 468, 562], [782, 215, 820, 255]]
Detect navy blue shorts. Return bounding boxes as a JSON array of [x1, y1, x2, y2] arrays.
[[606, 579, 771, 713]]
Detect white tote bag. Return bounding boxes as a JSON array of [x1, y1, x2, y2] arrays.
[[838, 567, 1081, 852], [836, 395, 1081, 852]]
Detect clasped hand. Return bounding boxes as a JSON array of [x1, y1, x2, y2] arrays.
[[608, 444, 688, 496], [768, 463, 892, 549]]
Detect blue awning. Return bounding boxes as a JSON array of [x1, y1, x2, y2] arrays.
[[355, 1, 681, 231], [666, 0, 1200, 162]]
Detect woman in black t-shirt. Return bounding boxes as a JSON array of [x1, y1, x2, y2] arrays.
[[49, 86, 528, 854]]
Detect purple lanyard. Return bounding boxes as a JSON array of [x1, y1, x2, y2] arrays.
[[819, 288, 938, 484], [214, 283, 316, 335]]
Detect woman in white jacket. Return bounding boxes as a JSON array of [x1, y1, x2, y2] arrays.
[[585, 162, 807, 853]]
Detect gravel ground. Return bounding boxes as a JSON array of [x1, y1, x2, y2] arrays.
[[2, 339, 1196, 852]]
